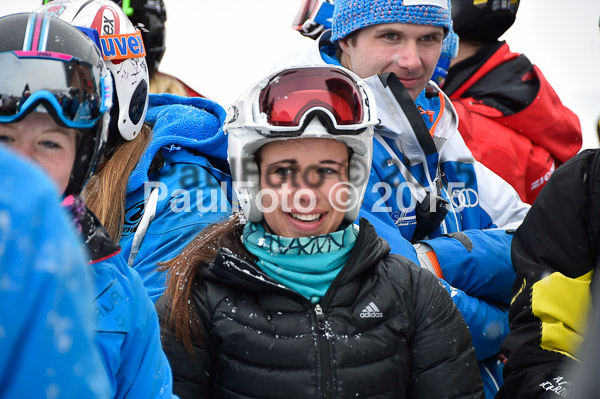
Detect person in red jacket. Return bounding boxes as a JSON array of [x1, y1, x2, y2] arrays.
[[442, 0, 582, 203]]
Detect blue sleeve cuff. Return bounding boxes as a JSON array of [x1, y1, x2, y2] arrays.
[[423, 229, 515, 304]]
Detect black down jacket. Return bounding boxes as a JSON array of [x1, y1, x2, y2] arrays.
[[157, 219, 484, 399]]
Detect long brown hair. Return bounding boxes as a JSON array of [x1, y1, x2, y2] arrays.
[[160, 212, 254, 353], [83, 123, 153, 242]]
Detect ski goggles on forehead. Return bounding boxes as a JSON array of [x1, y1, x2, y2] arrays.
[[0, 51, 112, 129], [228, 67, 377, 137]]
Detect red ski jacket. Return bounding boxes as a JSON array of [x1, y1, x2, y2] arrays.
[[444, 42, 582, 203]]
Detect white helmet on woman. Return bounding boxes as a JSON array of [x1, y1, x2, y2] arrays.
[[37, 0, 149, 146], [225, 65, 377, 224]]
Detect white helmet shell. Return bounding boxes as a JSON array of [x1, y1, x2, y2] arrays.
[[37, 0, 149, 141], [225, 65, 376, 224]]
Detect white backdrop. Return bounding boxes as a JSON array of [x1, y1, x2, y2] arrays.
[[2, 0, 600, 149]]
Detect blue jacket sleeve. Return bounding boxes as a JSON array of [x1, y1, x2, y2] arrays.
[[422, 229, 516, 305], [437, 279, 509, 361], [0, 161, 110, 398], [92, 255, 175, 398]]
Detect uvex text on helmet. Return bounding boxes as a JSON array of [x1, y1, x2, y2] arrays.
[[36, 0, 149, 143]]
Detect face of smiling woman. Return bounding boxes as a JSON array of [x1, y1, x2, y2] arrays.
[[258, 138, 350, 238], [0, 112, 78, 195]]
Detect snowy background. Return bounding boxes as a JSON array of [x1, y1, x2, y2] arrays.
[[2, 0, 600, 149]]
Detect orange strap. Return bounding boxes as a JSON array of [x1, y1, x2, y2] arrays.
[[417, 92, 445, 137], [428, 93, 445, 136], [425, 250, 444, 279]]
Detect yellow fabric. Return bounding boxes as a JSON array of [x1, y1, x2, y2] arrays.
[[511, 278, 526, 305], [531, 270, 593, 360]]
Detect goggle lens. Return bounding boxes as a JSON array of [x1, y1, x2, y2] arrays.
[[0, 52, 105, 129], [258, 68, 364, 128]]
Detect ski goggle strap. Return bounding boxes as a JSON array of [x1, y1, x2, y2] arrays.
[[252, 67, 373, 136], [0, 51, 112, 129]]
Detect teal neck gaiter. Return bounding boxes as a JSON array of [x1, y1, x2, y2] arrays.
[[243, 222, 359, 304]]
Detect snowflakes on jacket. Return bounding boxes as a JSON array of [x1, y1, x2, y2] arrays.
[[157, 219, 485, 399], [0, 147, 110, 398]]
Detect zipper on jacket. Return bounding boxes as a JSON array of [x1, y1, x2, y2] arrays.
[[222, 251, 359, 398], [438, 170, 461, 232], [314, 304, 333, 399]]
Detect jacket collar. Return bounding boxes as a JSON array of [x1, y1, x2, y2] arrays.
[[80, 207, 121, 264], [206, 218, 390, 296]]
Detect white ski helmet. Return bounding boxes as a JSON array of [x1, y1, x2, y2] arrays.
[[225, 65, 377, 224], [37, 0, 149, 143]]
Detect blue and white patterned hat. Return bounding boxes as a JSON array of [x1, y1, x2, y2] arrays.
[[331, 0, 452, 42]]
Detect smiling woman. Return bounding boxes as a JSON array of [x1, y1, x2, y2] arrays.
[[157, 65, 485, 399], [258, 138, 349, 237]]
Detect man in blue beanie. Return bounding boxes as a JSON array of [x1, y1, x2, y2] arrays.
[[275, 1, 531, 398], [333, 0, 452, 99]]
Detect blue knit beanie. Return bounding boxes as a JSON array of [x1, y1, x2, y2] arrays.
[[331, 0, 452, 42]]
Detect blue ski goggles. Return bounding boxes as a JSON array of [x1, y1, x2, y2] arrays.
[[0, 51, 113, 129]]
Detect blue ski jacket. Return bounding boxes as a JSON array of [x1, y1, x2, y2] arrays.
[[67, 200, 175, 399], [281, 31, 531, 398], [120, 94, 232, 302], [0, 148, 110, 398]]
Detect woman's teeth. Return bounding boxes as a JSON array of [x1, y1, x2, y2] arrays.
[[291, 213, 321, 222]]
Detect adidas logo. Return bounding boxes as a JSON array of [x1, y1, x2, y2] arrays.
[[359, 302, 383, 318]]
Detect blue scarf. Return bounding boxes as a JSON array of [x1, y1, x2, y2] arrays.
[[243, 222, 359, 303]]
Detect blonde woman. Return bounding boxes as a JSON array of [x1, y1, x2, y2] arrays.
[[38, 0, 232, 302]]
